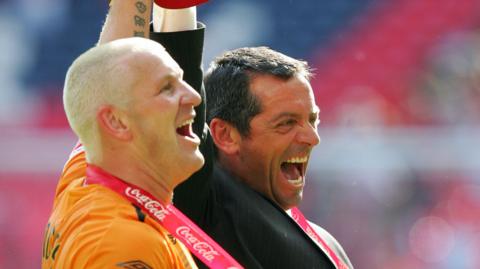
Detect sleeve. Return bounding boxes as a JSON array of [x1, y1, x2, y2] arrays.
[[308, 221, 354, 269], [54, 142, 87, 200], [149, 24, 215, 223]]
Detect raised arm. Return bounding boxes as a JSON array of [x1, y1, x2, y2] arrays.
[[149, 5, 213, 222], [98, 1, 198, 44], [98, 0, 153, 44]]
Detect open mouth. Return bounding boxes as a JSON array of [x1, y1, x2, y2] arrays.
[[176, 118, 195, 138], [280, 156, 307, 186]]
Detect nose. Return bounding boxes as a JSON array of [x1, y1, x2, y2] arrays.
[[180, 81, 202, 107], [296, 123, 320, 146]]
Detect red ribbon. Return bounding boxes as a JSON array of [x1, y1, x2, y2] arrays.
[[290, 207, 349, 269]]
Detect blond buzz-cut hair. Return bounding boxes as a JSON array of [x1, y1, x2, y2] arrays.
[[63, 37, 165, 156]]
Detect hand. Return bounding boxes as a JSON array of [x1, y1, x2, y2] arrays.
[[154, 0, 208, 9]]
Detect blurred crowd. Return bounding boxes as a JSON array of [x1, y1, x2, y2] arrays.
[[0, 0, 479, 268]]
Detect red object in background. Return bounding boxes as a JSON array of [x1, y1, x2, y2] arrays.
[[310, 0, 480, 127], [0, 174, 57, 269], [154, 0, 208, 9]]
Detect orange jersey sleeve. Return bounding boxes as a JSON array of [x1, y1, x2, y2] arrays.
[[53, 142, 87, 202]]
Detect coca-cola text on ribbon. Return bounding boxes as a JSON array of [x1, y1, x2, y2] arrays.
[[125, 187, 170, 221], [176, 226, 220, 261]]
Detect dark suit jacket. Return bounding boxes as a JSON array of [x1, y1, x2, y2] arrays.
[[150, 25, 352, 269]]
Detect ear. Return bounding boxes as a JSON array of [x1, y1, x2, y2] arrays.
[[97, 105, 132, 141], [209, 118, 241, 155]]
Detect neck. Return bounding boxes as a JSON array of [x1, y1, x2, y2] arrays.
[[217, 152, 255, 186], [217, 153, 293, 211], [93, 150, 174, 204]]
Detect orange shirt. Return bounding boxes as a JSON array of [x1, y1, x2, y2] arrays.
[[42, 144, 198, 269]]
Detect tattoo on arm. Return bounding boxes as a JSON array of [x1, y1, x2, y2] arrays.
[[135, 1, 147, 13], [134, 15, 146, 27], [133, 1, 148, 37], [134, 31, 145, 37]]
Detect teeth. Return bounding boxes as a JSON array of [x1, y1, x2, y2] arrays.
[[285, 156, 308, 163], [177, 118, 194, 128], [288, 176, 303, 185]]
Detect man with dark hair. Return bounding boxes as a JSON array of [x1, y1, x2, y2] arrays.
[[203, 46, 317, 210], [164, 9, 354, 269]]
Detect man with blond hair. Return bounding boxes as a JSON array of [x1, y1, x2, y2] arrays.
[[41, 1, 243, 268]]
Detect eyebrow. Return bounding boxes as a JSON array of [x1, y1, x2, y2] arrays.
[[270, 112, 299, 123], [270, 106, 320, 123], [156, 70, 183, 87], [164, 70, 183, 81]]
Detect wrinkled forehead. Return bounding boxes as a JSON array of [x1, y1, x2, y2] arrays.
[[252, 74, 317, 108], [253, 76, 318, 125]]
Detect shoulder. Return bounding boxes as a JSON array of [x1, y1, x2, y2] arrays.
[[54, 143, 87, 199], [52, 187, 176, 268], [307, 221, 354, 269]]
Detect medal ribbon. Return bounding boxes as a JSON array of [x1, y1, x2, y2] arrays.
[[85, 164, 243, 269], [290, 207, 349, 269]]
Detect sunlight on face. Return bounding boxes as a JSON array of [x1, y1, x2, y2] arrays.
[[236, 74, 320, 210], [124, 46, 204, 185]]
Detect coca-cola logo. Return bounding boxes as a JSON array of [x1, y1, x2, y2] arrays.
[[125, 187, 169, 221], [176, 226, 219, 261]]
